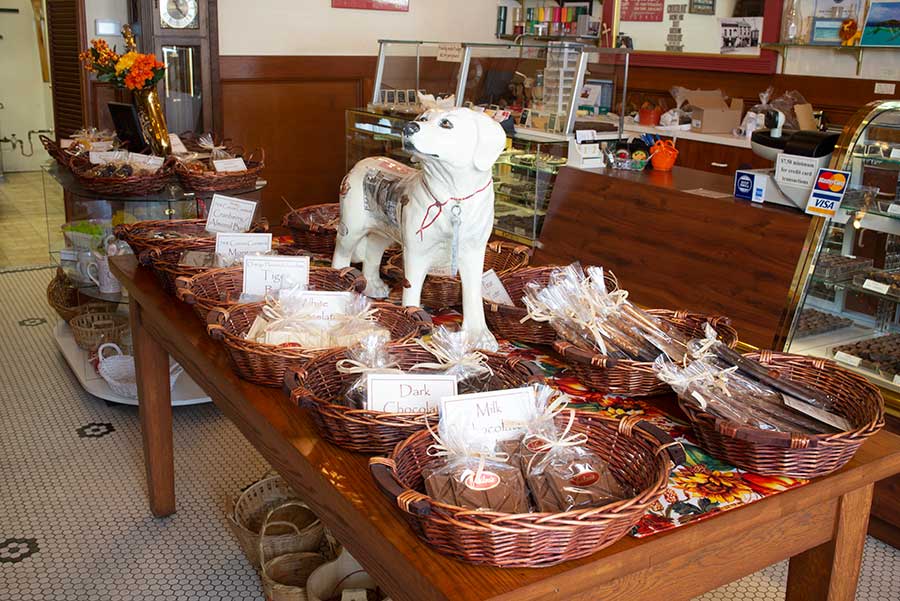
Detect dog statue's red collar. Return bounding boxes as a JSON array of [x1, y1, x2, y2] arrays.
[[416, 177, 494, 241]]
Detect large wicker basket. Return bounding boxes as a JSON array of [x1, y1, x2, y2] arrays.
[[69, 311, 129, 352], [554, 310, 740, 397], [286, 343, 545, 455], [678, 350, 884, 478], [115, 219, 213, 256], [175, 265, 366, 321], [369, 413, 685, 568], [282, 204, 340, 255], [139, 240, 217, 295], [39, 134, 73, 167], [47, 268, 117, 322], [68, 154, 176, 196], [175, 148, 264, 192], [384, 241, 531, 309], [207, 302, 433, 387]]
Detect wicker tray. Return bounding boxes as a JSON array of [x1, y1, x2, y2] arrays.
[[175, 265, 366, 321], [678, 350, 884, 478], [369, 413, 685, 568], [282, 204, 341, 255], [68, 154, 176, 196], [69, 311, 129, 352], [384, 241, 531, 309], [116, 218, 269, 256], [139, 240, 217, 295], [286, 343, 545, 455], [554, 310, 739, 397], [207, 302, 433, 387], [175, 148, 264, 192]]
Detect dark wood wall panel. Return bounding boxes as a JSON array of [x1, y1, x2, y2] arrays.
[[47, 0, 88, 139]]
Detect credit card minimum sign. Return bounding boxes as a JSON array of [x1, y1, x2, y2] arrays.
[[805, 168, 851, 218]]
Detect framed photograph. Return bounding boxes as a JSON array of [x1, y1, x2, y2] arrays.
[[396, 90, 407, 104], [814, 0, 862, 19], [385, 90, 396, 104], [561, 1, 593, 15], [861, 1, 900, 46], [809, 18, 844, 44], [719, 16, 764, 55], [332, 0, 409, 11], [689, 0, 716, 15]]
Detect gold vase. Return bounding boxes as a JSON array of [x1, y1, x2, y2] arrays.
[[133, 88, 171, 156]]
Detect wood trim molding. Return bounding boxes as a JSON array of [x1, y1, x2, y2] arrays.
[[219, 55, 378, 82]]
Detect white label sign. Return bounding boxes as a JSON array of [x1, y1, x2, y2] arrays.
[[439, 387, 536, 444], [90, 140, 114, 151], [213, 157, 248, 173], [89, 150, 128, 164], [437, 43, 464, 62], [783, 396, 852, 431], [893, 374, 900, 386], [205, 194, 258, 233], [129, 153, 165, 170], [366, 374, 458, 413], [215, 233, 272, 262], [279, 290, 352, 327], [833, 351, 862, 367], [862, 279, 891, 295], [481, 269, 514, 306], [775, 154, 819, 188], [242, 254, 310, 298], [168, 133, 189, 155]]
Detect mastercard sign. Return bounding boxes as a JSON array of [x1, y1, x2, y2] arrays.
[[805, 168, 852, 218]]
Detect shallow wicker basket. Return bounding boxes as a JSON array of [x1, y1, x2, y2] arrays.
[[175, 148, 264, 192], [115, 219, 213, 256], [369, 413, 685, 568], [286, 343, 544, 455], [282, 204, 340, 255], [69, 311, 129, 352], [678, 350, 884, 479], [175, 265, 366, 321], [68, 154, 176, 196], [554, 310, 740, 397], [384, 241, 531, 309], [47, 268, 113, 322], [484, 266, 619, 345], [139, 240, 217, 295], [207, 302, 433, 387]]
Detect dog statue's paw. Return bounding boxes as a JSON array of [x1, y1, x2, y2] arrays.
[[364, 278, 391, 299], [467, 328, 499, 353]]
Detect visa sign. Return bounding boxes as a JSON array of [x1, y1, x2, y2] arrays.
[[805, 168, 851, 218]]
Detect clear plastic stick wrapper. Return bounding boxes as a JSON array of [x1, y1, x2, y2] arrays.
[[411, 326, 493, 394], [336, 331, 401, 409]]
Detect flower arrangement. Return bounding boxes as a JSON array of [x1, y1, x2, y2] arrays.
[[79, 39, 165, 91]]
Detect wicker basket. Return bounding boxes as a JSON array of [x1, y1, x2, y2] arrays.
[[282, 204, 341, 255], [68, 154, 176, 196], [139, 240, 217, 295], [286, 343, 545, 455], [208, 302, 433, 387], [175, 265, 366, 322], [69, 311, 129, 352], [484, 266, 619, 345], [175, 148, 264, 192], [227, 476, 325, 569], [369, 413, 685, 568], [554, 310, 740, 397], [47, 268, 115, 322], [678, 350, 885, 479], [115, 219, 213, 256], [39, 134, 73, 166], [384, 241, 531, 309], [305, 549, 381, 601]]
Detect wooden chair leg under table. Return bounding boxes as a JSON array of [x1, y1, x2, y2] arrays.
[[129, 300, 176, 517]]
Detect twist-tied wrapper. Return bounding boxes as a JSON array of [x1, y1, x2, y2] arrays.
[[410, 326, 493, 394], [328, 294, 389, 348], [336, 331, 401, 409], [198, 133, 234, 161]]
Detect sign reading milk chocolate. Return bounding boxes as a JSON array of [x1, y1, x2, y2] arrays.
[[242, 254, 310, 297], [280, 290, 353, 328], [213, 157, 248, 173], [481, 269, 514, 306], [205, 194, 257, 233], [366, 373, 458, 413], [214, 232, 272, 262], [439, 387, 536, 445]]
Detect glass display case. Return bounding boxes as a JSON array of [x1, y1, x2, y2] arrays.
[[787, 100, 900, 406]]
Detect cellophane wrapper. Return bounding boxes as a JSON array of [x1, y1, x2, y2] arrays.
[[342, 331, 400, 409], [415, 326, 493, 394], [328, 294, 389, 348]]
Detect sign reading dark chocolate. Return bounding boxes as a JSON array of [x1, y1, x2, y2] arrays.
[[366, 373, 458, 413]]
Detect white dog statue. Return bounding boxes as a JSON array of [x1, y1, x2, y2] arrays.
[[332, 107, 507, 351]]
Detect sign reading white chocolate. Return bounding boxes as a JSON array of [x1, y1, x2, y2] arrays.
[[242, 254, 310, 297], [481, 269, 514, 306], [205, 194, 257, 233], [439, 387, 536, 445], [366, 373, 458, 413], [214, 232, 272, 262], [280, 290, 352, 328], [213, 157, 248, 173]]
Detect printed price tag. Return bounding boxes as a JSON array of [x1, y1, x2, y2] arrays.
[[862, 279, 891, 295], [129, 153, 165, 170], [89, 150, 128, 164], [214, 233, 272, 263], [213, 158, 248, 173], [278, 290, 352, 327], [805, 168, 852, 218], [437, 43, 463, 62], [439, 387, 536, 444], [242, 254, 310, 298], [775, 154, 819, 188], [481, 269, 514, 306], [833, 351, 862, 367], [366, 374, 458, 413], [205, 194, 258, 233], [168, 133, 189, 155]]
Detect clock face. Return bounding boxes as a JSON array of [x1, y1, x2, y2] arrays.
[[160, 0, 199, 30]]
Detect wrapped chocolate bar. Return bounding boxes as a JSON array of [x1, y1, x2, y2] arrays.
[[329, 295, 390, 348], [411, 326, 493, 394], [243, 289, 332, 349], [336, 331, 401, 409], [497, 384, 567, 473]]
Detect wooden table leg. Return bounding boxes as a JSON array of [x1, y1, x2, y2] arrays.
[[129, 300, 176, 517], [786, 483, 874, 601]]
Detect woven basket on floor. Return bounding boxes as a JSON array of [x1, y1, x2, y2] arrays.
[[208, 302, 433, 387], [484, 266, 619, 345], [68, 154, 176, 196], [175, 148, 264, 192], [553, 310, 739, 397], [678, 350, 885, 479], [227, 476, 325, 569], [287, 343, 544, 455], [370, 413, 685, 568], [175, 265, 366, 322], [282, 204, 340, 255], [384, 241, 531, 309], [69, 311, 129, 352]]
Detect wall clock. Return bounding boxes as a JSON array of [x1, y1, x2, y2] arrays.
[[160, 0, 200, 30]]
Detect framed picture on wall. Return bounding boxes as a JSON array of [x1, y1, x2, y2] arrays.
[[809, 18, 844, 44], [332, 1, 410, 11], [814, 0, 863, 19], [861, 1, 900, 46], [689, 0, 716, 15]]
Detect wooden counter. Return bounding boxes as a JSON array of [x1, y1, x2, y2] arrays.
[[535, 166, 820, 350]]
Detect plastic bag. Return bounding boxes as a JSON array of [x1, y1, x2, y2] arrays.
[[244, 288, 332, 349], [411, 326, 493, 394], [328, 294, 389, 348], [198, 133, 233, 161], [337, 331, 401, 409], [497, 384, 569, 473]]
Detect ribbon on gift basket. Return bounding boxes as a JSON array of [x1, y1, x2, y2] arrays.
[[522, 408, 589, 472], [411, 337, 494, 377]]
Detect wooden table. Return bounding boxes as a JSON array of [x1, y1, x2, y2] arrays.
[[111, 255, 900, 601]]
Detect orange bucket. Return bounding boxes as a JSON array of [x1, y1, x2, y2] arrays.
[[650, 140, 678, 171]]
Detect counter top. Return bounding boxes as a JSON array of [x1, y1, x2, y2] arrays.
[[624, 123, 752, 149]]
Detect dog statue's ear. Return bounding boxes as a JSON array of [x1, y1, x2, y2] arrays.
[[472, 113, 507, 172]]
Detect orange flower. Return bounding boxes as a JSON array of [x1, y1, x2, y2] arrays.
[[672, 465, 753, 505], [123, 53, 164, 90]]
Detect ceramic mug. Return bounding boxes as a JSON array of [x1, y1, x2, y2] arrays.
[[74, 250, 94, 283], [86, 253, 122, 295]]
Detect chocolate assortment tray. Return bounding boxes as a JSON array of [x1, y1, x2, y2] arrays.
[[831, 333, 900, 379], [851, 268, 900, 299], [795, 308, 854, 338], [812, 253, 873, 281]]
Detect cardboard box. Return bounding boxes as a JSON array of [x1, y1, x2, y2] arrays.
[[684, 90, 744, 134]]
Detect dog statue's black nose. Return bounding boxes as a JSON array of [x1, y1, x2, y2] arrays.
[[402, 121, 420, 137]]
